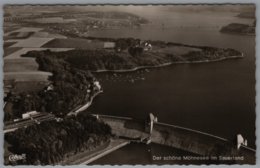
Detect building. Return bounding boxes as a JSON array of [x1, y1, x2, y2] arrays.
[[104, 42, 116, 49], [94, 81, 101, 91], [22, 111, 40, 119]]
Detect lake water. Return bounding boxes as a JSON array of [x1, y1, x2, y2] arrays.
[[87, 7, 255, 164]]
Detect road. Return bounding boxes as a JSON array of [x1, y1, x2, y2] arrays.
[[4, 113, 56, 133]]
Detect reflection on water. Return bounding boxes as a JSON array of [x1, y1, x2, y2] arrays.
[[87, 8, 255, 164], [90, 143, 234, 165]]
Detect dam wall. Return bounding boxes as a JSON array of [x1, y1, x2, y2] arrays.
[[94, 114, 255, 164], [95, 114, 150, 139], [152, 122, 255, 164]]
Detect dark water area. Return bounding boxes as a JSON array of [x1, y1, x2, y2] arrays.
[[86, 8, 255, 164], [90, 143, 231, 165]]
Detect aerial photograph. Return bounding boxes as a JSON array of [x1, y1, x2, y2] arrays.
[[3, 4, 256, 165]]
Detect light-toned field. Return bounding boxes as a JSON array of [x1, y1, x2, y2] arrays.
[[10, 37, 54, 48], [6, 27, 43, 34], [4, 47, 74, 59], [42, 38, 104, 49], [6, 32, 34, 39], [4, 42, 22, 57], [4, 58, 39, 72], [4, 47, 22, 57], [34, 17, 76, 23], [4, 41, 17, 48], [4, 39, 23, 43], [3, 27, 73, 94], [32, 32, 67, 39], [4, 71, 52, 82]]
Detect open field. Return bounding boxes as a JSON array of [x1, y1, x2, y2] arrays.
[[4, 42, 17, 48], [32, 32, 67, 39], [4, 41, 22, 57], [42, 38, 104, 49], [3, 27, 73, 95], [3, 26, 21, 34], [4, 71, 52, 82], [10, 37, 54, 48], [4, 58, 39, 72], [6, 27, 43, 34], [6, 32, 34, 39], [4, 47, 74, 59], [33, 17, 77, 23], [4, 39, 23, 42], [4, 47, 22, 57], [13, 81, 51, 93]]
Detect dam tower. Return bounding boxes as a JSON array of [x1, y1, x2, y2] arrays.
[[145, 113, 158, 134]]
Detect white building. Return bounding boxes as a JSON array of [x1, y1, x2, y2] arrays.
[[104, 42, 116, 49], [22, 111, 39, 119]]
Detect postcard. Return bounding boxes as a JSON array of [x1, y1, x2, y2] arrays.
[[3, 4, 256, 165]]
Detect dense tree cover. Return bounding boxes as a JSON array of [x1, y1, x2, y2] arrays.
[[5, 50, 97, 121], [5, 50, 112, 165], [115, 38, 140, 51], [220, 23, 255, 35], [128, 46, 144, 57], [5, 114, 111, 165], [26, 44, 243, 72], [183, 48, 242, 61], [17, 39, 242, 75]]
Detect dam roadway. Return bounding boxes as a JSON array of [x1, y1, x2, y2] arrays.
[[86, 114, 256, 165], [4, 113, 256, 164]]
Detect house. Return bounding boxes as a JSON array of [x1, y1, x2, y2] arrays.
[[22, 111, 40, 119], [144, 42, 152, 51], [46, 84, 54, 91], [104, 42, 116, 49], [94, 81, 101, 90]]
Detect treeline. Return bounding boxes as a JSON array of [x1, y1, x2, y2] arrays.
[[86, 36, 237, 51], [182, 48, 242, 61], [5, 114, 111, 165], [33, 49, 138, 71], [220, 23, 255, 35], [5, 50, 97, 121], [18, 44, 242, 75]]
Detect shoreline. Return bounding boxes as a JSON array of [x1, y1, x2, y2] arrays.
[[67, 90, 103, 116], [59, 139, 129, 165], [220, 31, 255, 36], [92, 55, 244, 73]]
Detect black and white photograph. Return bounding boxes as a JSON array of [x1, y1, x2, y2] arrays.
[[2, 4, 256, 165]]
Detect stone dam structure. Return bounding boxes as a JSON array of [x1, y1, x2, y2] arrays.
[[93, 114, 256, 164]]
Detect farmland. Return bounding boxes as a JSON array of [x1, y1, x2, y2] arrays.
[[4, 47, 22, 57], [3, 27, 58, 95], [4, 72, 52, 81], [42, 38, 104, 49], [4, 47, 74, 59], [11, 81, 51, 93], [4, 58, 39, 72], [10, 37, 54, 48]]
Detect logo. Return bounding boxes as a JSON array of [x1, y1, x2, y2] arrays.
[[9, 154, 26, 162]]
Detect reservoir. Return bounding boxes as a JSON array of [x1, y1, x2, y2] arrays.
[[87, 6, 255, 164]]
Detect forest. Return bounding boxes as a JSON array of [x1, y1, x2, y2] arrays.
[[5, 49, 98, 121], [5, 114, 111, 165]]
